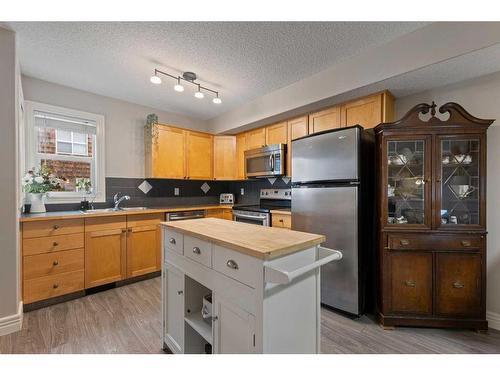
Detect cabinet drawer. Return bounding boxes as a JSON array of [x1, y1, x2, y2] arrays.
[[271, 213, 291, 229], [184, 236, 212, 268], [164, 229, 183, 255], [24, 248, 84, 280], [213, 245, 260, 288], [23, 232, 84, 256], [23, 218, 84, 239], [388, 234, 481, 251], [127, 213, 163, 228], [24, 270, 84, 304]]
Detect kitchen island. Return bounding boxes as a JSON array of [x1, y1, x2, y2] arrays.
[[161, 218, 341, 354]]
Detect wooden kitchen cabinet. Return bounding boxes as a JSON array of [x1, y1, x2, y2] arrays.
[[308, 105, 341, 134], [146, 124, 186, 179], [236, 133, 246, 180], [375, 102, 492, 330], [287, 116, 308, 176], [206, 208, 233, 220], [186, 131, 213, 180], [341, 91, 393, 129], [84, 216, 127, 288], [265, 121, 287, 145], [245, 127, 266, 150], [213, 136, 236, 180]]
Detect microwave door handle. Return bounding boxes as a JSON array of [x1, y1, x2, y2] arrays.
[[269, 154, 274, 170]]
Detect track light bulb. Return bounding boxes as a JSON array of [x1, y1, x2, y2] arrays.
[[150, 75, 162, 84], [213, 97, 222, 104], [195, 91, 204, 99], [174, 83, 184, 92]]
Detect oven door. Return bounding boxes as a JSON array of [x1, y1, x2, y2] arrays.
[[245, 144, 285, 178], [232, 210, 270, 226]]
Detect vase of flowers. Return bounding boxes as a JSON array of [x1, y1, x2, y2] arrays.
[[22, 165, 64, 213]]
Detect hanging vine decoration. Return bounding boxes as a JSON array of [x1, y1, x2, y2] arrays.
[[145, 113, 159, 145]]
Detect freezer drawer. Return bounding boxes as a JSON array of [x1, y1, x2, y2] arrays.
[[292, 185, 360, 315]]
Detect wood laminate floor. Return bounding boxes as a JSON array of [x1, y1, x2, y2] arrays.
[[2, 277, 500, 354]]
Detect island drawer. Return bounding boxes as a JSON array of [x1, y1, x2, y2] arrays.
[[23, 270, 85, 304], [23, 218, 84, 239], [213, 245, 260, 288], [164, 229, 184, 254], [184, 236, 212, 268], [23, 248, 84, 280], [23, 233, 84, 256]]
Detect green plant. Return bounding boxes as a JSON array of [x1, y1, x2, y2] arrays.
[[76, 178, 92, 194]]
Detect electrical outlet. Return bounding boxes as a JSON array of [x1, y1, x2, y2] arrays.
[[240, 188, 244, 195], [174, 188, 179, 196]]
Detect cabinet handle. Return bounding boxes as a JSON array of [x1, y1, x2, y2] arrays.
[[53, 224, 59, 230], [53, 241, 59, 247], [405, 280, 416, 287], [461, 240, 471, 247], [453, 281, 464, 289], [212, 316, 218, 322], [226, 259, 239, 270], [169, 238, 176, 245], [279, 219, 284, 222], [177, 290, 183, 295], [192, 247, 201, 255], [52, 260, 59, 266], [121, 228, 127, 233], [53, 284, 59, 289], [399, 239, 410, 246]]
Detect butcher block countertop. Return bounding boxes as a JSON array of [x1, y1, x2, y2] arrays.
[[19, 205, 231, 222], [162, 218, 325, 260]]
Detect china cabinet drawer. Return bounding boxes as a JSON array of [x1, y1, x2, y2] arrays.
[[388, 234, 481, 251], [213, 245, 260, 288], [23, 233, 84, 256], [24, 270, 84, 304], [23, 218, 84, 238], [164, 229, 184, 254], [184, 236, 212, 268], [23, 248, 84, 280]]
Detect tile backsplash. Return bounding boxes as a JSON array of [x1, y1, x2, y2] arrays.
[[32, 176, 291, 212]]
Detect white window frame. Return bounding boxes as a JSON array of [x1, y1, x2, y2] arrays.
[[24, 101, 106, 203]]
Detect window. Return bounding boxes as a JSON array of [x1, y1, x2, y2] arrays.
[[25, 101, 105, 203]]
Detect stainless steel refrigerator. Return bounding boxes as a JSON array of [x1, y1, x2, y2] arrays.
[[291, 126, 374, 316]]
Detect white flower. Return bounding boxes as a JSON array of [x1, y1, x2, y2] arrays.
[[22, 176, 33, 185], [34, 176, 44, 184]]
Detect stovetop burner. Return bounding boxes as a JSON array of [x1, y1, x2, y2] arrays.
[[233, 189, 291, 214]]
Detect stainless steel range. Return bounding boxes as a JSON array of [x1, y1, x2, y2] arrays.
[[232, 189, 291, 226]]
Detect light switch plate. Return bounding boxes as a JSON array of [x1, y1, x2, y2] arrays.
[[174, 188, 179, 196], [240, 188, 244, 195]]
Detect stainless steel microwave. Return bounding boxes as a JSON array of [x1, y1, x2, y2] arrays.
[[244, 143, 286, 178]]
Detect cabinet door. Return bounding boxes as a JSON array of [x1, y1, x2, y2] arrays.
[[388, 252, 432, 315], [265, 122, 287, 145], [213, 136, 236, 180], [126, 225, 159, 278], [287, 116, 308, 177], [213, 295, 256, 354], [164, 263, 184, 353], [435, 135, 485, 230], [85, 228, 126, 288], [435, 253, 482, 317], [245, 128, 266, 150], [383, 136, 432, 229], [222, 209, 233, 220], [236, 133, 246, 180], [152, 125, 186, 178], [308, 105, 341, 134], [341, 93, 383, 129], [186, 131, 213, 180]]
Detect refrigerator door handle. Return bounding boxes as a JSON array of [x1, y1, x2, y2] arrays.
[[264, 247, 343, 285]]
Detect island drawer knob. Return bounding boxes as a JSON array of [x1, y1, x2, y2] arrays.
[[169, 238, 176, 245], [53, 260, 59, 266], [226, 259, 239, 270], [192, 247, 201, 255]]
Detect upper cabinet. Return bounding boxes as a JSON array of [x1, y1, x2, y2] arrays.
[[265, 121, 287, 145], [186, 131, 213, 180], [235, 133, 246, 180], [146, 125, 186, 179], [213, 136, 236, 180], [308, 105, 341, 134], [341, 91, 394, 129], [287, 116, 309, 177], [245, 128, 266, 150]]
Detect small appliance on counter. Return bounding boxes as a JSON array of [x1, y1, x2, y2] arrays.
[[232, 189, 291, 226], [219, 193, 234, 205]]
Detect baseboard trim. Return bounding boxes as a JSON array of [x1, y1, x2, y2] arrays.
[[486, 311, 500, 331], [0, 301, 23, 336]]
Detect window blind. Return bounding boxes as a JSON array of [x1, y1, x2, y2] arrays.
[[34, 110, 97, 135]]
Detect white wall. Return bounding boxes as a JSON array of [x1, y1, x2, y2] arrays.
[[21, 76, 209, 178], [395, 71, 500, 326], [0, 27, 21, 332]]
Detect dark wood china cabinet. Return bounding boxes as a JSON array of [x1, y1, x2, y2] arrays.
[[374, 102, 493, 330]]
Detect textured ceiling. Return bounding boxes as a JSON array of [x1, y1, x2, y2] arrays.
[[8, 22, 428, 120]]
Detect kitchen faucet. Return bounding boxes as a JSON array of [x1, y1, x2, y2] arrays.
[[113, 192, 130, 210]]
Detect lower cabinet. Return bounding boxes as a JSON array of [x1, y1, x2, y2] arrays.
[[164, 264, 185, 353], [205, 208, 233, 220]]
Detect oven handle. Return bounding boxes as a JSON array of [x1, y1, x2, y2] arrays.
[[233, 213, 267, 221]]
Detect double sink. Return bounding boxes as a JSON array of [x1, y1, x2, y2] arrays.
[[80, 207, 149, 214]]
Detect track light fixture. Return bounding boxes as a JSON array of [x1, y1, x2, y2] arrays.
[[150, 68, 221, 104]]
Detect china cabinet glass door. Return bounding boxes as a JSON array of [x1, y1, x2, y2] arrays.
[[436, 136, 483, 229], [385, 137, 431, 228]]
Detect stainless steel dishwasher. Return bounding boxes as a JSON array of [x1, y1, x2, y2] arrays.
[[165, 210, 205, 221]]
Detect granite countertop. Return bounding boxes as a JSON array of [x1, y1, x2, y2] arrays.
[[162, 218, 324, 259]]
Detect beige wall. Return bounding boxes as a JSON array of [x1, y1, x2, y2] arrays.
[[0, 27, 20, 321], [21, 76, 209, 178], [395, 71, 500, 321]]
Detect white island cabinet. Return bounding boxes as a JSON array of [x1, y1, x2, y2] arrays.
[[161, 218, 341, 354]]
